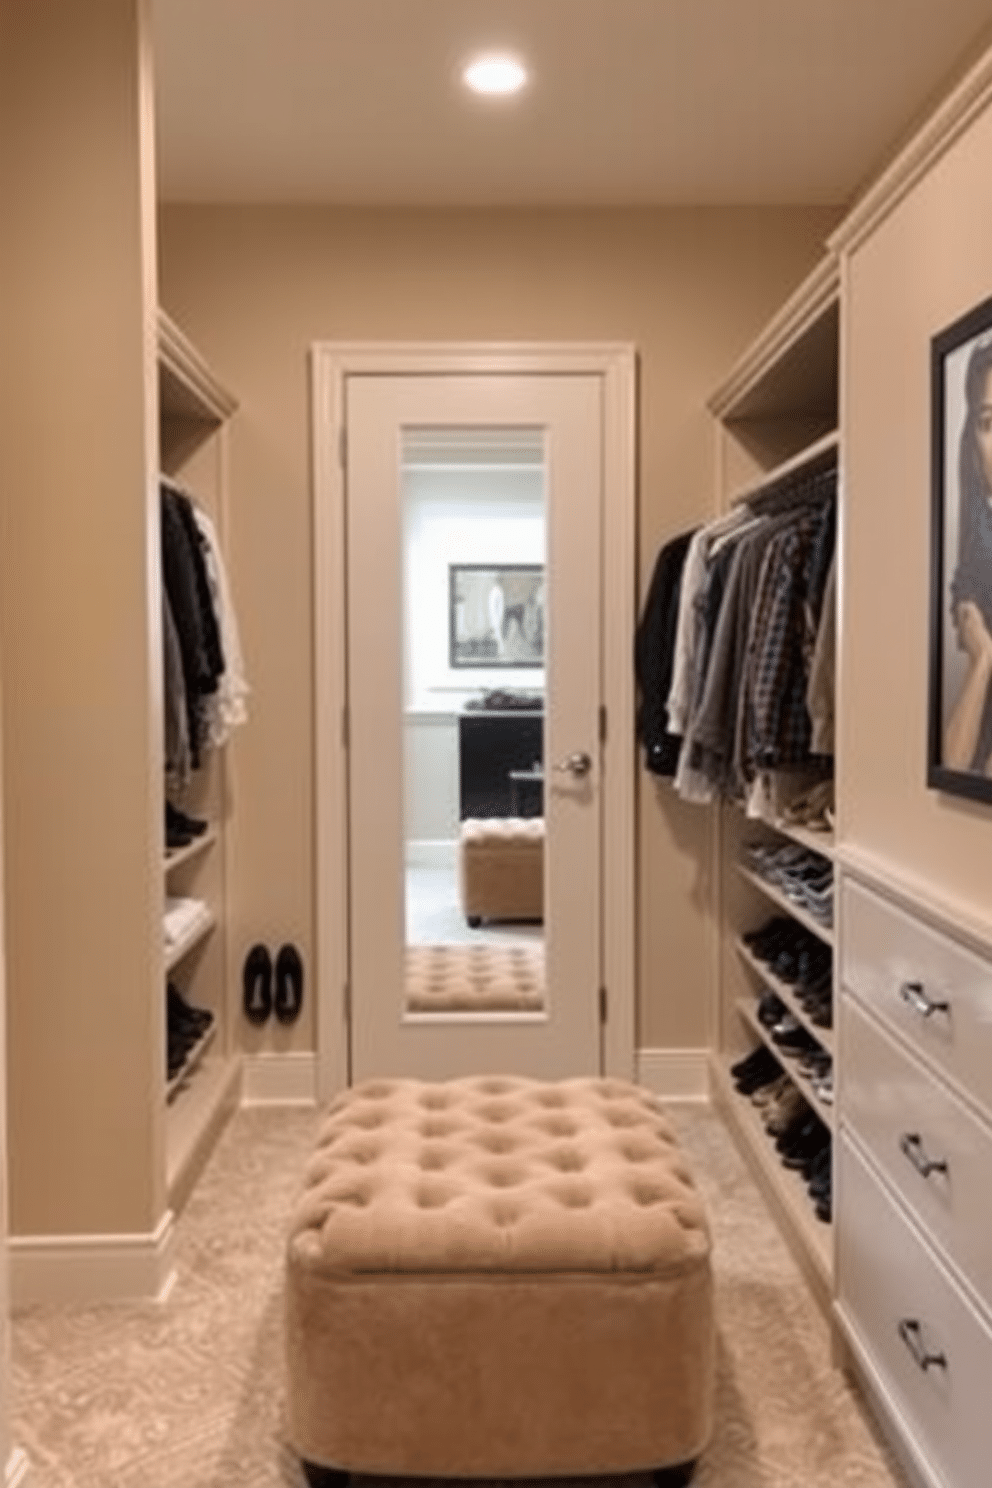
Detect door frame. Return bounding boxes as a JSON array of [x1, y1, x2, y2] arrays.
[[310, 342, 638, 1100]]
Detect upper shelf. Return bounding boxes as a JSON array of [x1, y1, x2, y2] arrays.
[[709, 255, 840, 473], [158, 309, 237, 471]]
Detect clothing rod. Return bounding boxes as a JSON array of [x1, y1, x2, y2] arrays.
[[730, 430, 839, 509]]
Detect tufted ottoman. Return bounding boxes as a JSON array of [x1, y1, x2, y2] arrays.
[[459, 817, 544, 925], [285, 1076, 715, 1484]]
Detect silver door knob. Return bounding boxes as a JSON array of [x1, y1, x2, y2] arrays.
[[553, 751, 592, 779]]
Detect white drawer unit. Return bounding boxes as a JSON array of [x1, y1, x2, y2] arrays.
[[840, 878, 992, 1117], [836, 1134, 992, 1488], [841, 995, 992, 1306]]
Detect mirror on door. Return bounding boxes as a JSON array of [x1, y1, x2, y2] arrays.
[[401, 428, 547, 1016]]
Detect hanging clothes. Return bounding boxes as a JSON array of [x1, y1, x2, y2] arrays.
[[160, 478, 247, 774], [635, 529, 696, 776], [192, 505, 249, 747], [643, 460, 837, 814]]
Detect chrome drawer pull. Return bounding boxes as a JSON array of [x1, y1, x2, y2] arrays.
[[899, 1132, 948, 1180], [898, 1318, 947, 1372], [899, 981, 950, 1019]]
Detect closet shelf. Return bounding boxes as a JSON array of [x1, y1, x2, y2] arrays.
[[735, 938, 834, 1056], [165, 1020, 216, 1104], [735, 998, 833, 1127], [737, 865, 834, 947], [166, 1053, 241, 1214], [711, 1061, 832, 1299], [769, 819, 835, 859], [164, 909, 216, 972], [164, 827, 217, 876], [729, 429, 839, 510]]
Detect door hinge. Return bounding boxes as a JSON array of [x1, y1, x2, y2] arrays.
[[338, 425, 347, 468], [343, 982, 352, 1021], [599, 705, 608, 744], [599, 986, 608, 1024], [341, 705, 349, 749]]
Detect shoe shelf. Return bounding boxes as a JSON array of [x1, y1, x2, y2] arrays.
[[735, 998, 833, 1128], [734, 938, 834, 1056], [737, 865, 834, 947], [165, 1051, 241, 1214], [768, 819, 835, 860], [711, 1060, 833, 1303], [164, 827, 217, 876], [164, 908, 216, 973], [165, 1019, 217, 1104]]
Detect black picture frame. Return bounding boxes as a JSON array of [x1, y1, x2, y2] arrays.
[[928, 294, 992, 803], [449, 563, 544, 669]]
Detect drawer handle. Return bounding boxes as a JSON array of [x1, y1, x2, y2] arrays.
[[899, 1132, 948, 1180], [899, 981, 950, 1019], [898, 1318, 947, 1373]]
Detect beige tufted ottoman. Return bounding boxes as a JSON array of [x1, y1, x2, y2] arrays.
[[286, 1076, 715, 1485], [460, 817, 544, 925]]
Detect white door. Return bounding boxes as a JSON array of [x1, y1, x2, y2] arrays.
[[345, 372, 603, 1080]]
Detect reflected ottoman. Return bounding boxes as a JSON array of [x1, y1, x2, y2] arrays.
[[285, 1075, 715, 1483], [459, 816, 544, 925]]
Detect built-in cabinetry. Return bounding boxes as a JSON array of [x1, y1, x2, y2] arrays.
[[834, 861, 992, 1488], [158, 311, 241, 1213], [707, 257, 840, 1313]]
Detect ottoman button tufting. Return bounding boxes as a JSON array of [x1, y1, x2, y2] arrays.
[[286, 1075, 714, 1484]]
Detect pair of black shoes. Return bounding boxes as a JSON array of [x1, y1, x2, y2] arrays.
[[243, 943, 305, 1026], [730, 1044, 782, 1095], [166, 981, 214, 1079], [806, 1140, 832, 1222], [166, 801, 209, 851]]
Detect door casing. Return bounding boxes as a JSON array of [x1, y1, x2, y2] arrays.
[[310, 342, 637, 1099]]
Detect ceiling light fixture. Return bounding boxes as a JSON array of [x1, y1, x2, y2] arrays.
[[462, 54, 528, 97]]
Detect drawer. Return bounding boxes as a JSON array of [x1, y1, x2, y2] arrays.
[[840, 878, 992, 1117], [837, 1135, 992, 1488], [841, 995, 992, 1307]]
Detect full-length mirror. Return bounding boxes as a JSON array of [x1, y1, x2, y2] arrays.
[[401, 428, 547, 1014]]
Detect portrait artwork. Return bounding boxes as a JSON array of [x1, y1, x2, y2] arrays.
[[449, 564, 544, 668], [928, 296, 992, 803]]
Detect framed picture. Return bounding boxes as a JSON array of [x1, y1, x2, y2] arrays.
[[449, 563, 544, 668], [928, 295, 992, 803]]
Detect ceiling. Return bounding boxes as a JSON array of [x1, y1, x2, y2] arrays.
[[151, 0, 992, 208]]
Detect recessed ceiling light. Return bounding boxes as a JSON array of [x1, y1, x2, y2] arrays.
[[462, 54, 528, 97]]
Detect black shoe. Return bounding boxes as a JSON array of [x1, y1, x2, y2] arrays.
[[782, 1120, 830, 1170], [166, 801, 209, 837], [274, 943, 304, 1024], [732, 1046, 781, 1094], [243, 944, 273, 1025], [756, 992, 787, 1027], [167, 982, 213, 1035]]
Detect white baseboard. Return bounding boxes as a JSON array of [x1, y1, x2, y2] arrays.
[[9, 1210, 176, 1307], [636, 1048, 710, 1101], [6, 1448, 29, 1487], [241, 1052, 317, 1105], [406, 839, 458, 870]]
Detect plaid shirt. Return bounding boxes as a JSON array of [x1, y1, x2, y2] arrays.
[[737, 501, 834, 778]]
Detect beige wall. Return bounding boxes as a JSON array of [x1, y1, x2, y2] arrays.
[[840, 98, 992, 929], [158, 204, 838, 1053], [0, 1, 164, 1235]]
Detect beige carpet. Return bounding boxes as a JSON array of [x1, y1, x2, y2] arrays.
[[11, 1101, 905, 1488], [406, 944, 544, 1012]]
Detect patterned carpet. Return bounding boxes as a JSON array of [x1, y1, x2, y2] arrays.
[[405, 944, 545, 1012], [11, 1101, 905, 1488]]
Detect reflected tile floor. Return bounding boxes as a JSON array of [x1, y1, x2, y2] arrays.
[[406, 861, 542, 947], [11, 1102, 906, 1488]]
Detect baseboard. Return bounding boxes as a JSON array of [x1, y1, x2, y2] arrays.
[[6, 1448, 29, 1487], [9, 1209, 176, 1306], [406, 839, 458, 870], [636, 1047, 711, 1101], [240, 1052, 317, 1105]]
